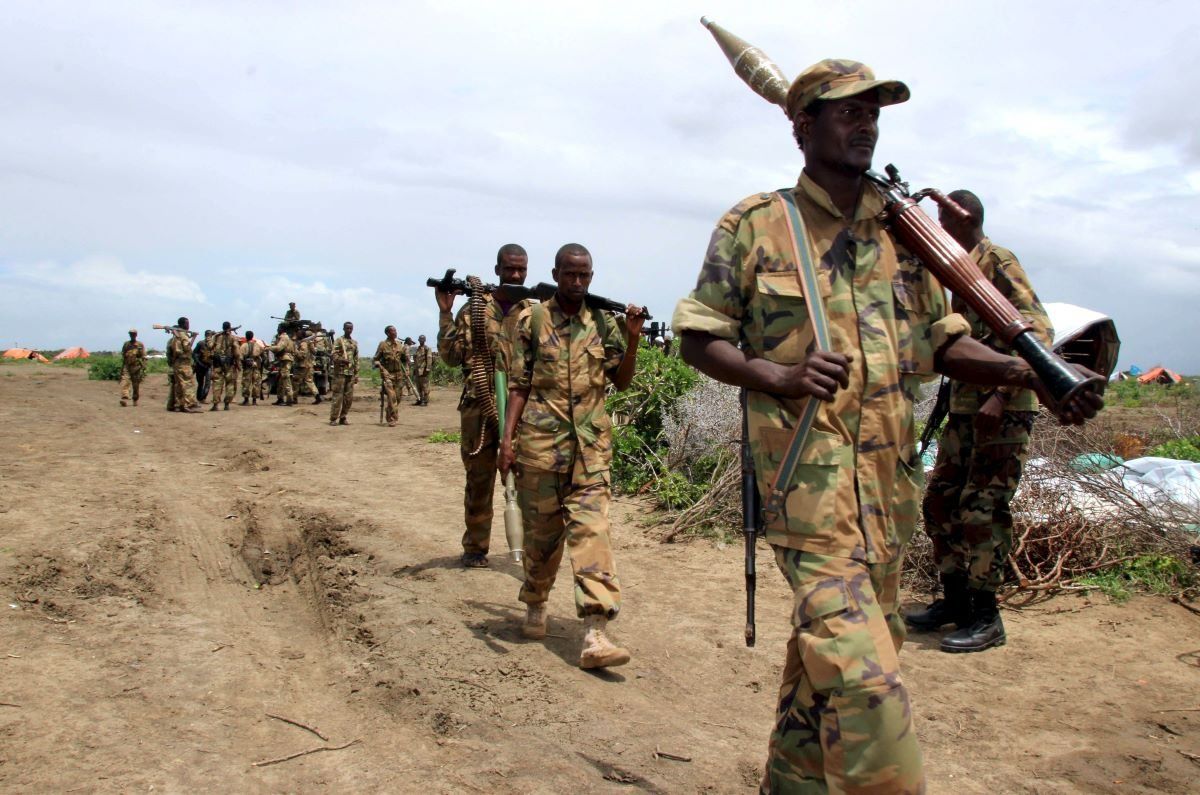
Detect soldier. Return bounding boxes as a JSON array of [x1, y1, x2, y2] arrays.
[[906, 191, 1054, 653], [329, 321, 358, 426], [192, 330, 214, 404], [436, 243, 531, 568], [165, 317, 201, 413], [292, 332, 320, 404], [208, 321, 240, 411], [498, 244, 646, 669], [119, 328, 146, 407], [284, 302, 301, 323], [239, 331, 264, 405], [412, 334, 434, 406], [372, 325, 408, 426], [269, 324, 296, 406], [672, 56, 1102, 792]]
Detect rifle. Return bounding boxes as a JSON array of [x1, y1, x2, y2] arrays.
[[379, 379, 385, 425], [152, 323, 198, 337], [495, 369, 524, 562], [864, 165, 1104, 410], [426, 270, 653, 320], [740, 387, 759, 647], [920, 379, 952, 456]]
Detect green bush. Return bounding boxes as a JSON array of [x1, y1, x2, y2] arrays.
[[432, 357, 463, 387], [428, 429, 461, 444], [1148, 436, 1200, 462], [1076, 554, 1196, 602]]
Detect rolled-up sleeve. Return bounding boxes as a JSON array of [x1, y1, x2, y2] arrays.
[[671, 225, 747, 342]]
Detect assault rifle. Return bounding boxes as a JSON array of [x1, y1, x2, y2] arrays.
[[426, 269, 653, 319], [152, 323, 198, 337], [740, 387, 759, 647]]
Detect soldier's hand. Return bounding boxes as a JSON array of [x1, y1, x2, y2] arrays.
[[1032, 364, 1105, 426], [435, 288, 455, 314], [775, 351, 852, 401], [624, 305, 648, 339], [498, 439, 515, 476], [974, 393, 1005, 439]]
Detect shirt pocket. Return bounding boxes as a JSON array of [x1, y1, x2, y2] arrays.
[[891, 259, 931, 374], [753, 270, 830, 364], [585, 344, 607, 388], [757, 426, 842, 537], [532, 344, 560, 390]]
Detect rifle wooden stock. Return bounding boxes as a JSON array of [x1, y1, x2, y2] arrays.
[[865, 166, 1103, 409]]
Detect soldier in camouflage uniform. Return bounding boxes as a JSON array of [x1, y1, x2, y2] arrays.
[[208, 321, 239, 411], [412, 334, 434, 405], [284, 302, 300, 323], [165, 317, 201, 413], [436, 243, 531, 568], [119, 328, 146, 407], [239, 331, 264, 405], [372, 326, 408, 426], [499, 243, 646, 669], [673, 60, 1101, 793], [192, 330, 214, 404], [329, 321, 358, 426], [907, 191, 1053, 653], [269, 325, 296, 405], [292, 333, 320, 403]]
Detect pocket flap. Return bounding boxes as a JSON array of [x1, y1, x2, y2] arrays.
[[756, 270, 806, 299], [794, 577, 849, 625], [585, 344, 605, 360], [761, 426, 842, 466]]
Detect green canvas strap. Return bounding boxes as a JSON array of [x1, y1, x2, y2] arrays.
[[761, 190, 833, 525]]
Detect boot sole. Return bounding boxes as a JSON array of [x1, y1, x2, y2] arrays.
[[521, 626, 547, 640], [940, 635, 1007, 654], [580, 649, 631, 669]]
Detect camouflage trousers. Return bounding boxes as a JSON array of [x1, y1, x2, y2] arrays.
[[516, 457, 621, 619], [276, 361, 294, 403], [211, 365, 236, 406], [120, 366, 144, 402], [765, 547, 923, 794], [166, 364, 197, 411], [416, 374, 430, 403], [459, 399, 499, 555], [293, 363, 316, 396], [242, 364, 263, 400], [923, 411, 1035, 593], [380, 369, 405, 423], [329, 371, 355, 422], [398, 368, 413, 397]]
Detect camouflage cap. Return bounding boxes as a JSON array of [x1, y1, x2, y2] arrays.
[[785, 59, 909, 118]]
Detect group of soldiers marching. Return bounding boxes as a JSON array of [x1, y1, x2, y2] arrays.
[[117, 304, 437, 427]]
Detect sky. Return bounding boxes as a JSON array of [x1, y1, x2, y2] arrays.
[[1, 0, 1197, 371]]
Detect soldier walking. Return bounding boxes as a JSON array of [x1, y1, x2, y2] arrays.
[[119, 328, 146, 407], [498, 244, 646, 669], [435, 243, 531, 568], [371, 326, 408, 426], [293, 333, 320, 404], [412, 334, 434, 406], [192, 330, 214, 404], [165, 317, 201, 413], [208, 321, 239, 411], [239, 331, 264, 405], [269, 325, 296, 405], [329, 321, 358, 426]]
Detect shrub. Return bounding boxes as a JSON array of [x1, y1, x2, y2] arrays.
[[428, 430, 461, 444], [1148, 436, 1200, 462], [87, 356, 123, 381]]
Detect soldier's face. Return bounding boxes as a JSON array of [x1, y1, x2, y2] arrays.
[[386, 327, 396, 340], [344, 323, 354, 336], [553, 254, 593, 304], [800, 94, 881, 175], [496, 253, 528, 286]]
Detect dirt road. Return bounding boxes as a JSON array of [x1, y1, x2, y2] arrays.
[[1, 363, 1197, 793]]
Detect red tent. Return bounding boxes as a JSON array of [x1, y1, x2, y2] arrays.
[[53, 347, 91, 361], [3, 348, 50, 363], [1137, 366, 1183, 385]]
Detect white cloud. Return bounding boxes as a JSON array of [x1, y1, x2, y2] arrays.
[[6, 256, 206, 303]]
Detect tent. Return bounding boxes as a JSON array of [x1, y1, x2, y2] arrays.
[[3, 348, 50, 363], [1043, 302, 1121, 378], [1137, 366, 1183, 385], [53, 347, 90, 361]]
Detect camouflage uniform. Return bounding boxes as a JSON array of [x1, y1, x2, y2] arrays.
[[269, 333, 296, 404], [284, 307, 301, 323], [293, 337, 317, 397], [192, 335, 213, 403], [372, 338, 408, 425], [923, 239, 1052, 593], [119, 338, 146, 405], [439, 293, 531, 556], [504, 295, 626, 618], [673, 173, 970, 793], [240, 340, 265, 401], [208, 330, 239, 408], [329, 334, 359, 423], [165, 329, 198, 411], [413, 342, 434, 404]]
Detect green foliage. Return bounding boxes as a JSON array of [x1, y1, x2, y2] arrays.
[[427, 429, 461, 444], [86, 355, 169, 381], [1148, 436, 1200, 462], [432, 357, 464, 386], [1076, 554, 1196, 602], [1107, 377, 1198, 409]]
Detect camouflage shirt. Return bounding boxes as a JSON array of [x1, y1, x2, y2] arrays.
[[121, 340, 146, 371], [413, 344, 435, 376], [438, 293, 532, 402], [949, 238, 1053, 414], [505, 295, 625, 475], [672, 172, 970, 563], [239, 340, 263, 366], [372, 339, 408, 374], [167, 330, 193, 366], [294, 337, 315, 367], [269, 333, 295, 362], [209, 331, 239, 368], [332, 335, 358, 376]]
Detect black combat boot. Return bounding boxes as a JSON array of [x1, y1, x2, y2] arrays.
[[209, 403, 218, 412], [904, 572, 970, 631], [939, 589, 1006, 653], [241, 397, 249, 406]]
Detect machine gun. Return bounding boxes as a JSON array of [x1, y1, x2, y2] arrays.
[[426, 270, 652, 319]]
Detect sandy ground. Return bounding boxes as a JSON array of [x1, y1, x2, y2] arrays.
[[1, 362, 1198, 793]]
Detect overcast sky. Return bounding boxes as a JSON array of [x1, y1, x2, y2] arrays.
[[1, 0, 1197, 372]]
